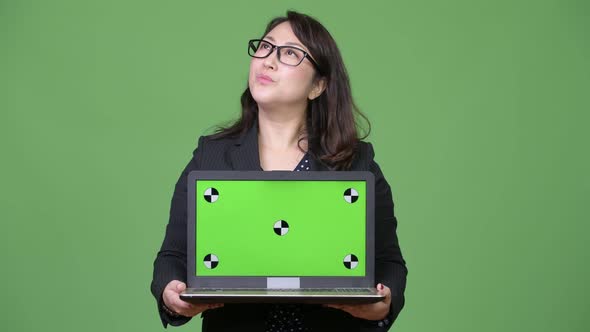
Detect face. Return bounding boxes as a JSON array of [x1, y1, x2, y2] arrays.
[[248, 22, 325, 110]]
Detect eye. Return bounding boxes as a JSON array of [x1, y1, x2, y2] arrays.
[[286, 49, 300, 58], [260, 41, 271, 50]]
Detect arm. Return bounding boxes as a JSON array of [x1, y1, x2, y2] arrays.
[[332, 143, 408, 331], [150, 136, 205, 327], [368, 148, 408, 330]]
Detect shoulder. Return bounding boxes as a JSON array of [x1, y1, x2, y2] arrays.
[[350, 140, 376, 171], [200, 133, 238, 147], [353, 141, 392, 189], [194, 133, 239, 155], [189, 132, 245, 170], [356, 140, 375, 160]]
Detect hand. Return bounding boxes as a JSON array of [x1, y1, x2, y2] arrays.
[[324, 283, 391, 321], [162, 280, 224, 317]]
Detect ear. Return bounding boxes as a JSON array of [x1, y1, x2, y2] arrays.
[[308, 77, 327, 100]]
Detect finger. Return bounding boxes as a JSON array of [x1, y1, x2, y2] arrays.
[[324, 303, 349, 308], [161, 296, 192, 317], [182, 303, 208, 316], [193, 303, 223, 311], [162, 291, 186, 311], [324, 303, 355, 312], [166, 280, 181, 290], [171, 296, 194, 311], [201, 303, 222, 311], [207, 303, 224, 310], [183, 303, 223, 316], [377, 284, 392, 304], [323, 304, 341, 309], [339, 305, 361, 317], [377, 283, 391, 296], [176, 281, 187, 293], [383, 286, 391, 299]]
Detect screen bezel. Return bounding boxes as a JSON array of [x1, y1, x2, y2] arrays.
[[186, 170, 375, 288]]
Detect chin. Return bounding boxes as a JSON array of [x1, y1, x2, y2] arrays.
[[252, 97, 278, 109], [250, 88, 276, 105]]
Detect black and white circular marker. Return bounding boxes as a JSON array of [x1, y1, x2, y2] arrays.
[[343, 188, 359, 203], [273, 220, 289, 236], [203, 254, 219, 269], [343, 254, 359, 269], [204, 187, 219, 203]]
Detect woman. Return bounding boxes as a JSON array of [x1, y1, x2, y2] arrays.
[[151, 10, 407, 331]]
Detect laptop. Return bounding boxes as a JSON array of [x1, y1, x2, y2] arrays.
[[180, 170, 384, 304]]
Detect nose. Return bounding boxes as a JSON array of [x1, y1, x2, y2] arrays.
[[262, 47, 279, 70]]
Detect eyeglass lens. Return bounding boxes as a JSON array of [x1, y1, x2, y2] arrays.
[[249, 40, 305, 66]]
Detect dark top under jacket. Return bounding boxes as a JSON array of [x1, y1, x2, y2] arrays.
[[151, 120, 408, 331]]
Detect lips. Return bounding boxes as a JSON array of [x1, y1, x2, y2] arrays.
[[256, 74, 275, 83]]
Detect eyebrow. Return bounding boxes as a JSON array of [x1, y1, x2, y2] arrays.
[[264, 36, 307, 50]]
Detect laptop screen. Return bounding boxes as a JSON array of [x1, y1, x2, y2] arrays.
[[194, 180, 366, 277]]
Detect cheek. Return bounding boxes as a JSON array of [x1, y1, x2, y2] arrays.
[[284, 70, 314, 95], [248, 60, 258, 84], [249, 58, 267, 75]]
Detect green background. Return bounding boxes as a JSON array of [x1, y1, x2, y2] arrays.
[[195, 180, 366, 276], [1, 0, 588, 331]]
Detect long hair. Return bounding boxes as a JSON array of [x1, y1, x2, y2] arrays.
[[210, 10, 370, 170]]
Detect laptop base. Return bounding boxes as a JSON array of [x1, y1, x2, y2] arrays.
[[180, 288, 384, 304]]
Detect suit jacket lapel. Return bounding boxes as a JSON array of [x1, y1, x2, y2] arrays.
[[308, 151, 329, 171], [229, 120, 263, 171]]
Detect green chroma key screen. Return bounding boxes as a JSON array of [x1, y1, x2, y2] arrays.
[[195, 180, 366, 277]]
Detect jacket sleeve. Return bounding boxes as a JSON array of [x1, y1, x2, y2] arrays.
[[360, 142, 408, 331], [150, 136, 206, 328]]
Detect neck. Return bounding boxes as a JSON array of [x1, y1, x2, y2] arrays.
[[257, 105, 307, 151]]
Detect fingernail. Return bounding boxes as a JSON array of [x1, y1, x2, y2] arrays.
[[378, 283, 384, 290]]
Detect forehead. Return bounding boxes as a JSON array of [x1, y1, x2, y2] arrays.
[[263, 22, 308, 50]]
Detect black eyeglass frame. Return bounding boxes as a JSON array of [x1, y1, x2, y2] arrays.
[[248, 39, 321, 72]]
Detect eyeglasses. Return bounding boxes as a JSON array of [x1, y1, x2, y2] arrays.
[[248, 39, 321, 71]]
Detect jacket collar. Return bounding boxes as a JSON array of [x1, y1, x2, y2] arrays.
[[229, 117, 329, 171], [229, 119, 263, 171]]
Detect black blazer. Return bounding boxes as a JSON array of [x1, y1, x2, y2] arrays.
[[151, 121, 408, 331]]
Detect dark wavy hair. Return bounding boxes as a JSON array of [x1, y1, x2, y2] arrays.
[[210, 10, 370, 170]]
